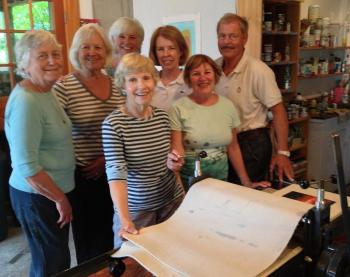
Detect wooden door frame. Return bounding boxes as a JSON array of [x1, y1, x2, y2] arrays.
[[53, 0, 80, 74]]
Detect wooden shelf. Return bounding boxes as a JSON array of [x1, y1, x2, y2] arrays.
[[266, 61, 297, 66], [290, 142, 307, 151], [263, 31, 298, 36], [264, 0, 302, 3], [299, 46, 350, 51], [288, 116, 309, 124], [258, 0, 308, 175], [298, 72, 344, 79], [280, 88, 296, 94]]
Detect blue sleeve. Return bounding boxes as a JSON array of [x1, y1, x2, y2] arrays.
[[6, 92, 43, 177], [102, 116, 127, 181]]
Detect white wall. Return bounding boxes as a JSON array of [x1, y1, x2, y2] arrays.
[[300, 0, 350, 23], [79, 0, 94, 19], [133, 0, 236, 59]]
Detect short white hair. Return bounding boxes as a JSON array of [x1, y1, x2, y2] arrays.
[[15, 30, 61, 78], [108, 17, 144, 51]]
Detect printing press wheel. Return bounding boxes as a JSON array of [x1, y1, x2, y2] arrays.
[[109, 258, 126, 277], [315, 244, 349, 277]]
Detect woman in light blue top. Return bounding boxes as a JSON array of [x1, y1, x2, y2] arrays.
[[5, 30, 75, 277], [169, 54, 270, 190]]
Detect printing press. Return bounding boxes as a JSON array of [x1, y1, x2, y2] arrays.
[[55, 134, 350, 277]]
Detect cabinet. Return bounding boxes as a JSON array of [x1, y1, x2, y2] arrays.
[[260, 0, 308, 179], [262, 0, 300, 99], [288, 116, 309, 179], [237, 0, 308, 179], [307, 116, 350, 191]]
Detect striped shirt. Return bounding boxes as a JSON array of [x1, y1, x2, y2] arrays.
[[53, 73, 125, 166], [102, 108, 184, 212]]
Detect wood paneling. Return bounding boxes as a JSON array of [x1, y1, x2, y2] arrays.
[[53, 0, 81, 73], [236, 0, 262, 59]]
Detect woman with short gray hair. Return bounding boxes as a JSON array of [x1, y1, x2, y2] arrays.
[[5, 29, 74, 276], [53, 23, 125, 264], [107, 17, 144, 75]]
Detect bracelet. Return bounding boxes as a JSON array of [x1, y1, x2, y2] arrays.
[[277, 150, 290, 157]]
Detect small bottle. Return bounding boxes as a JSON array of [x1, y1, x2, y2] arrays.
[[343, 83, 350, 103], [342, 92, 349, 104], [284, 66, 291, 89], [328, 54, 335, 74], [286, 22, 291, 32], [285, 44, 290, 61]]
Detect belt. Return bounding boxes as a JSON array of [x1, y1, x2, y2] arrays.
[[237, 127, 269, 140]]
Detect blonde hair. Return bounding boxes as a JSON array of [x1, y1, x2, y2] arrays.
[[114, 53, 158, 88], [69, 23, 112, 70]]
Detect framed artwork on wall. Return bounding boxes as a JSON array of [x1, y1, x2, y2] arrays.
[[163, 13, 201, 56]]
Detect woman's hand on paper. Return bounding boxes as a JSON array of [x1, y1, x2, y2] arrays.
[[245, 181, 271, 190], [119, 219, 139, 239]]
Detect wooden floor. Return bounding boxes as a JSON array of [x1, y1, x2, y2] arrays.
[[89, 258, 152, 277]]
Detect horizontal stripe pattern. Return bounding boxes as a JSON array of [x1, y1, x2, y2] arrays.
[[53, 73, 125, 165], [102, 108, 183, 212]]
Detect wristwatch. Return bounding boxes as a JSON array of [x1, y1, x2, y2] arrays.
[[277, 150, 290, 157]]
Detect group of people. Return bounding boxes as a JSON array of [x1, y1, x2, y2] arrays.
[[4, 13, 293, 277]]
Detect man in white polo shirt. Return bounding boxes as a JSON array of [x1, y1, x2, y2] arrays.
[[215, 13, 293, 184]]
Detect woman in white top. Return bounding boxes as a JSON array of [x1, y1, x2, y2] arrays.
[[149, 25, 191, 111]]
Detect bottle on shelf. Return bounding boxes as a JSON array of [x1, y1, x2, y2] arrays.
[[342, 82, 350, 104], [285, 43, 290, 62], [341, 12, 350, 47], [284, 65, 291, 89]]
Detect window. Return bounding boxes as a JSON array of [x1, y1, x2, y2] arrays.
[[0, 0, 67, 97]]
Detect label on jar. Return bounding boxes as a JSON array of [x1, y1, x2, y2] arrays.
[[308, 5, 320, 22], [264, 44, 273, 53], [265, 21, 272, 32]]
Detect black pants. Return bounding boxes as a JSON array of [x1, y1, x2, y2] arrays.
[[71, 166, 114, 264], [228, 128, 272, 184]]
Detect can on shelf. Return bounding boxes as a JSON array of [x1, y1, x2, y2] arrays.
[[264, 21, 273, 31], [276, 13, 285, 31], [264, 53, 272, 62], [308, 5, 320, 23]]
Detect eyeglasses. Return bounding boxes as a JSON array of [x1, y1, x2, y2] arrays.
[[217, 33, 241, 41]]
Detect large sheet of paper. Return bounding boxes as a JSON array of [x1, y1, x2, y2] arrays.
[[114, 178, 312, 276]]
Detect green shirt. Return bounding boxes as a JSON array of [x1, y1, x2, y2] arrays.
[[169, 95, 240, 186]]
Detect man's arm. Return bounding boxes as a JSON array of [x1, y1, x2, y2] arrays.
[[269, 102, 294, 181]]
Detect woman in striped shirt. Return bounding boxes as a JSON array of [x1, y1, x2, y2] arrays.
[[102, 53, 184, 248], [53, 24, 125, 263]]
